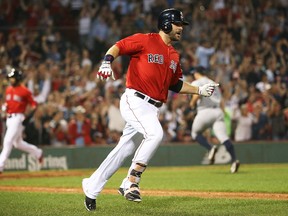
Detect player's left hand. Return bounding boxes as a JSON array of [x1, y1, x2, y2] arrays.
[[97, 61, 115, 81], [198, 83, 219, 97]]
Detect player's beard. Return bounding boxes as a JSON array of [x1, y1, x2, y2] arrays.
[[9, 79, 18, 87], [169, 31, 182, 41]]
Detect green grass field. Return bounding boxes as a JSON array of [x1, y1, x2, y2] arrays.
[[0, 163, 288, 216]]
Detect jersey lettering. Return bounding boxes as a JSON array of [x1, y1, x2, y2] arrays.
[[148, 54, 164, 64], [6, 94, 22, 102], [13, 95, 22, 102], [6, 94, 11, 100]]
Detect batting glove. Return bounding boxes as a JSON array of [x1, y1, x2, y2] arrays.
[[198, 83, 219, 97], [97, 61, 115, 81]]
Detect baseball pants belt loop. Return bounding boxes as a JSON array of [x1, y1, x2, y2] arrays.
[[7, 113, 21, 118], [7, 113, 16, 118], [134, 92, 163, 108]]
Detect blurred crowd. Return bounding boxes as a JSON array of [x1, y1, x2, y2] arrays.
[[0, 0, 288, 147]]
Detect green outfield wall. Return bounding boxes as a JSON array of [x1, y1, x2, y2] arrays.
[[3, 142, 288, 171]]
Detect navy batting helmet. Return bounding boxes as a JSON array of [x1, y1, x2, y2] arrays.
[[158, 8, 189, 34], [7, 68, 23, 81]]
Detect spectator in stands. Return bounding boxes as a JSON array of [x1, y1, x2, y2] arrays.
[[39, 7, 54, 31], [195, 39, 215, 69], [107, 96, 125, 144], [265, 57, 277, 83], [68, 105, 92, 146], [48, 109, 69, 146], [252, 101, 271, 140], [90, 112, 106, 145], [1, 0, 288, 146], [267, 100, 286, 140], [78, 1, 96, 50], [89, 9, 109, 61], [20, 0, 42, 30], [26, 63, 51, 104], [24, 104, 51, 146], [161, 100, 178, 141], [81, 48, 92, 73], [256, 73, 271, 93], [232, 103, 254, 142]]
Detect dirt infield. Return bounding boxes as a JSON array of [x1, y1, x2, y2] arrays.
[[1, 185, 288, 200], [1, 171, 288, 201]]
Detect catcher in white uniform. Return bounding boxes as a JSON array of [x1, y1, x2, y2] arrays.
[[190, 66, 240, 173]]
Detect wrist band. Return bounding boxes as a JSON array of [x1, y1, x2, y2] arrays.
[[103, 54, 114, 63]]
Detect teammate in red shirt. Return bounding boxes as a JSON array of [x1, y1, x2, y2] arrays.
[[0, 68, 43, 173], [82, 8, 219, 211]]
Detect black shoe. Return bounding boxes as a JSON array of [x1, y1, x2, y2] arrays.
[[124, 184, 142, 202], [230, 160, 240, 173], [208, 145, 218, 165], [118, 187, 124, 196], [84, 196, 96, 211]]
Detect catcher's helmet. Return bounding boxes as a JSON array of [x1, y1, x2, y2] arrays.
[[7, 68, 23, 81], [158, 8, 189, 34]]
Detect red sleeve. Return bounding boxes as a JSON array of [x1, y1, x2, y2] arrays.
[[171, 63, 183, 86], [26, 88, 37, 108], [115, 33, 145, 56]]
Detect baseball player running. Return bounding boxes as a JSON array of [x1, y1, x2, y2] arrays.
[[82, 8, 218, 211], [189, 66, 240, 173], [0, 68, 43, 174]]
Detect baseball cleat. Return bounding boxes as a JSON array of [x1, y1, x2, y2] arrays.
[[38, 155, 44, 164], [38, 149, 44, 165], [82, 178, 96, 211], [230, 160, 240, 173], [118, 187, 124, 196], [208, 145, 218, 165], [123, 184, 142, 202], [84, 196, 96, 211]]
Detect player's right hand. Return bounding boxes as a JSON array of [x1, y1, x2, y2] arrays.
[[97, 61, 115, 81], [198, 83, 219, 97]]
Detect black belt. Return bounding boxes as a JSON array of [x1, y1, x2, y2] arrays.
[[134, 92, 163, 108], [7, 113, 19, 118]]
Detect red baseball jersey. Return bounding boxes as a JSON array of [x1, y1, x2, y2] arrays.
[[5, 84, 37, 114], [116, 33, 183, 102]]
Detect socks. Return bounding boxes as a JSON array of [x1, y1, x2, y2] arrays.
[[223, 140, 236, 162], [195, 134, 212, 150]]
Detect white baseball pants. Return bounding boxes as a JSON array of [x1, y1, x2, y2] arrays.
[[0, 113, 42, 171], [83, 88, 164, 199], [191, 108, 229, 143]]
